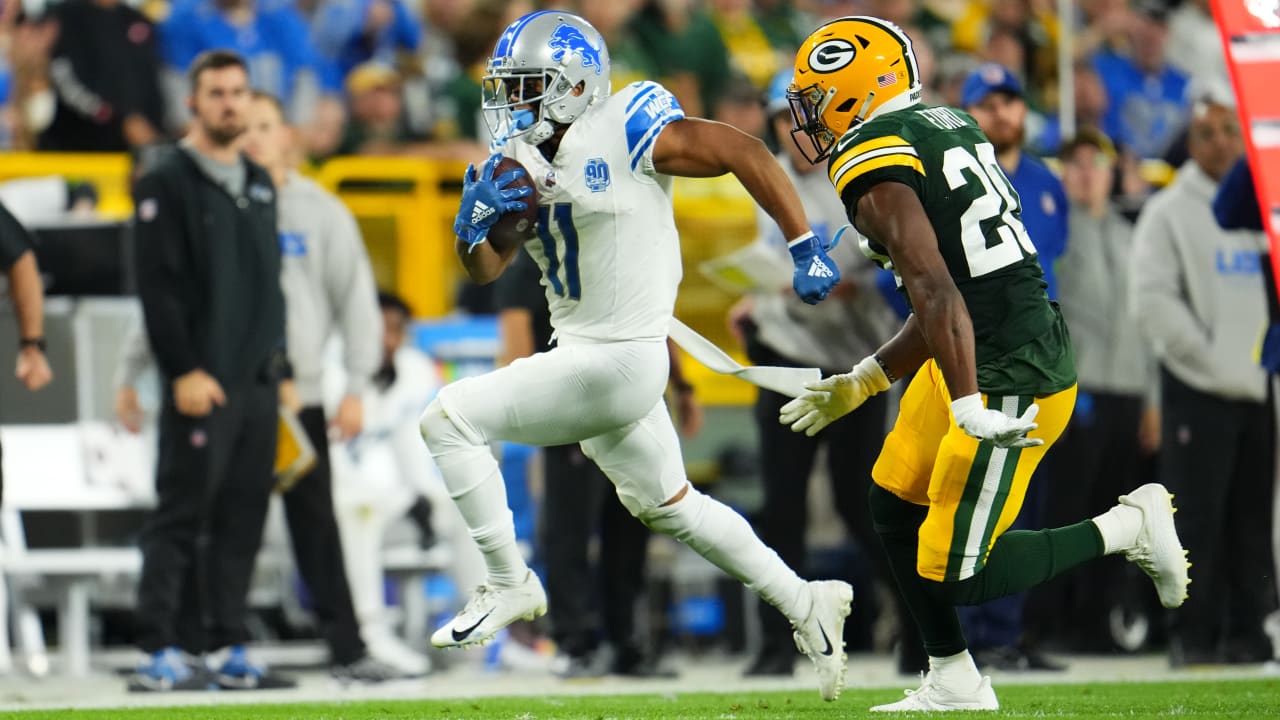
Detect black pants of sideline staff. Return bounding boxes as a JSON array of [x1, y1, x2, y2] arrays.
[[745, 341, 924, 670], [540, 443, 651, 661], [136, 382, 277, 655], [1028, 390, 1146, 651], [282, 406, 365, 666], [1159, 368, 1279, 664]]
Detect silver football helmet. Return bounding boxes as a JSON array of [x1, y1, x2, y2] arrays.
[[483, 11, 612, 146]]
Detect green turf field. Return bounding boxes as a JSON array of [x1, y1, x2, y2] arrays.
[[2, 680, 1277, 719]]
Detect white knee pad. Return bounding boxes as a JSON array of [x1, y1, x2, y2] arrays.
[[636, 485, 711, 548], [418, 396, 492, 498], [419, 396, 482, 456]]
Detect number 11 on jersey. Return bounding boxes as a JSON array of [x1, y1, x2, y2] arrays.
[[537, 203, 581, 300]]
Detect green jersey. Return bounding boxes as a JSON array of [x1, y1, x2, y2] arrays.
[[828, 104, 1075, 396]]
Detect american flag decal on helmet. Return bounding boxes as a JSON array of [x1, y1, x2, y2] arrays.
[[877, 72, 897, 88]]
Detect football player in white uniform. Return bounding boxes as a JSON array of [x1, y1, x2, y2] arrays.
[[421, 10, 851, 701]]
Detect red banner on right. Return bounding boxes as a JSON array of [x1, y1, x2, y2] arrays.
[[1213, 0, 1280, 284]]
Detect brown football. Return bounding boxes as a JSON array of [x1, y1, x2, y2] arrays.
[[488, 156, 540, 251]]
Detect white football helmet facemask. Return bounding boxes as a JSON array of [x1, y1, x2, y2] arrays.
[[482, 11, 613, 146]]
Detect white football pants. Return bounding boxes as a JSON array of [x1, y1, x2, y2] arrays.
[[432, 338, 686, 513], [421, 337, 809, 620]]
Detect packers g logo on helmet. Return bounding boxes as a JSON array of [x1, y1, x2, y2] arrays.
[[808, 39, 857, 73], [788, 16, 922, 164]]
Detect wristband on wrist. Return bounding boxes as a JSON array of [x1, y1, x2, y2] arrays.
[[872, 353, 897, 384], [670, 378, 694, 395], [19, 337, 46, 353], [787, 230, 817, 249], [950, 393, 984, 422]]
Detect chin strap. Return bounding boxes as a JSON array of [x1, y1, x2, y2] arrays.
[[522, 120, 556, 145]]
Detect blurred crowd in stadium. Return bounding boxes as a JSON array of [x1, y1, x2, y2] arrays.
[[0, 0, 1230, 164], [0, 0, 1276, 697]]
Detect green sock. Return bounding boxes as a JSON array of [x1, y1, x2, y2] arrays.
[[932, 522, 1106, 606], [869, 484, 968, 658]]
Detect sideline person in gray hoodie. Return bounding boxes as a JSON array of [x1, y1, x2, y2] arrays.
[[1129, 98, 1278, 667], [1030, 128, 1158, 652], [239, 91, 399, 682]]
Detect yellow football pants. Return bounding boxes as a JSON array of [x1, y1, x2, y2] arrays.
[[872, 360, 1076, 582]]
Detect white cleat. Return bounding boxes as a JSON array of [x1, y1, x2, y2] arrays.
[[791, 580, 853, 702], [430, 570, 547, 648], [1118, 483, 1190, 609], [871, 672, 1000, 712]]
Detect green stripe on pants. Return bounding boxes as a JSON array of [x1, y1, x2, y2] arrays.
[[947, 395, 1032, 581], [946, 411, 997, 582]]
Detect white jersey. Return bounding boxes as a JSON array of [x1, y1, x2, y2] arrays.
[[503, 80, 685, 343]]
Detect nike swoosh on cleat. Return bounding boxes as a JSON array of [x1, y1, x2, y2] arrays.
[[818, 623, 834, 656], [451, 611, 492, 642]]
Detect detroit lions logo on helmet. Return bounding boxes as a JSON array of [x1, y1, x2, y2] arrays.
[[548, 23, 603, 75]]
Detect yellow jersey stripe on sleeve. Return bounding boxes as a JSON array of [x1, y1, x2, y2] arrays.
[[833, 153, 925, 196], [828, 135, 912, 182], [830, 146, 917, 190]]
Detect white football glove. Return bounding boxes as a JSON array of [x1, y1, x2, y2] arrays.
[[779, 356, 891, 437], [950, 393, 1043, 448]]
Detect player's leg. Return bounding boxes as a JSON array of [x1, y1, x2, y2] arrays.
[[874, 377, 1185, 712], [420, 341, 668, 647], [926, 387, 1186, 612], [581, 400, 852, 702], [866, 362, 991, 712]]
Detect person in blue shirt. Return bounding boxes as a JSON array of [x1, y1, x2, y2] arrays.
[[962, 63, 1070, 301], [1090, 0, 1189, 159], [160, 0, 342, 111], [310, 0, 421, 80], [954, 61, 1071, 672]]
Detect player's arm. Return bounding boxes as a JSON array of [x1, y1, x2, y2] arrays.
[[453, 154, 531, 284], [651, 118, 837, 304], [455, 237, 520, 285], [856, 182, 978, 399], [874, 313, 931, 381], [652, 118, 808, 239], [778, 182, 957, 437], [859, 183, 1041, 448]]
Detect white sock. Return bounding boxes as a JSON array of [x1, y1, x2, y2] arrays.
[[643, 489, 809, 622], [1091, 504, 1143, 555], [422, 403, 528, 588], [929, 650, 981, 689]]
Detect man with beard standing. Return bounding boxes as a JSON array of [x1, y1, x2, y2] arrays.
[[962, 64, 1069, 301], [956, 62, 1070, 671], [130, 50, 290, 691]]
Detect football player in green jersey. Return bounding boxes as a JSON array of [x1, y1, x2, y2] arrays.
[[776, 16, 1191, 712]]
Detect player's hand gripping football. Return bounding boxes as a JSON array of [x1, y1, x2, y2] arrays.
[[454, 154, 532, 249], [950, 394, 1043, 448], [788, 230, 841, 304], [780, 356, 890, 436]]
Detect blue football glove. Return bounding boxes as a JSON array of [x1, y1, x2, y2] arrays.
[[788, 231, 841, 304], [453, 154, 532, 248]]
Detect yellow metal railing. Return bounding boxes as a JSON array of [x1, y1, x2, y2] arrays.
[[314, 156, 468, 319], [0, 153, 135, 219]]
